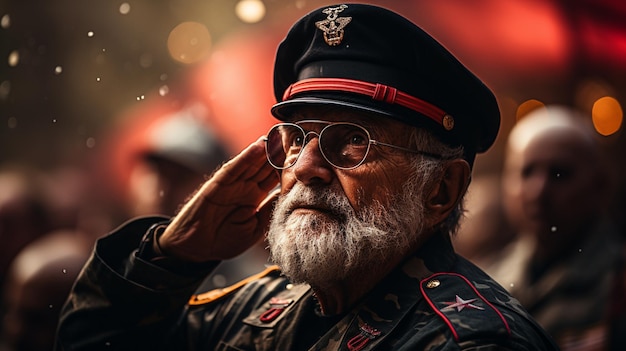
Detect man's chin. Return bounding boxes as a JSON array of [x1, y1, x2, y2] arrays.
[[282, 262, 350, 288], [287, 208, 344, 224]]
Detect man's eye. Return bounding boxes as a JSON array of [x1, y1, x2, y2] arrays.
[[348, 133, 368, 146], [293, 135, 304, 146]]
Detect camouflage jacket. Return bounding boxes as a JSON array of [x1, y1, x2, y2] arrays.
[[56, 217, 558, 350]]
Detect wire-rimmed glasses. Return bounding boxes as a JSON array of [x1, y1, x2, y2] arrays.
[[264, 120, 442, 170]]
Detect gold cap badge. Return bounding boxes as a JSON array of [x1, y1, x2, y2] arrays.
[[315, 5, 352, 46]]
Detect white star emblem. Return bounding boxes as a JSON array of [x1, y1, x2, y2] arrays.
[[441, 295, 485, 312]]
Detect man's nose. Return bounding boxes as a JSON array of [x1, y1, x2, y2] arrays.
[[524, 173, 550, 202], [291, 136, 334, 185]]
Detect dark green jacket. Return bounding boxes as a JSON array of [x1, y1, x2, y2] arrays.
[[56, 217, 558, 350]]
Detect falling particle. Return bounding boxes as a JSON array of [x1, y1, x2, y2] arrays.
[[62, 269, 67, 274], [510, 283, 515, 288], [105, 342, 111, 347], [49, 304, 54, 309], [87, 31, 94, 37], [555, 173, 561, 178], [550, 226, 557, 232], [119, 3, 130, 15], [52, 119, 57, 123], [136, 95, 145, 101], [159, 190, 165, 197], [54, 66, 63, 74], [86, 137, 96, 148], [159, 85, 169, 96], [102, 48, 106, 52], [1, 14, 10, 29], [160, 73, 168, 81], [578, 248, 583, 253], [96, 77, 101, 82], [8, 50, 19, 67]]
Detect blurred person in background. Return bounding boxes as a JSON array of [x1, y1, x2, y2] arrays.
[[0, 168, 52, 290], [0, 167, 53, 350], [125, 105, 230, 217], [0, 164, 108, 351], [487, 105, 626, 350], [122, 106, 271, 291], [0, 230, 88, 351]]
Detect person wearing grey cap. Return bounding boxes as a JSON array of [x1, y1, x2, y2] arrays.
[[56, 4, 557, 350]]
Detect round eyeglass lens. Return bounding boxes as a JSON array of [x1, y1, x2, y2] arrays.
[[265, 124, 305, 169], [319, 123, 371, 169]]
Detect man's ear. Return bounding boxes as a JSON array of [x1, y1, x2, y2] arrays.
[[425, 159, 471, 227]]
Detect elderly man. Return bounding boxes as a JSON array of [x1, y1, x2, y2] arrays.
[[56, 4, 557, 350]]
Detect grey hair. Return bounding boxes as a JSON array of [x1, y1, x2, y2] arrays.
[[406, 128, 466, 237]]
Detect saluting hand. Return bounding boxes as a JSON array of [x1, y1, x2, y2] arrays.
[[158, 137, 280, 263]]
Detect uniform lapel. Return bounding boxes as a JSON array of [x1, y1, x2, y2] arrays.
[[307, 255, 436, 351]]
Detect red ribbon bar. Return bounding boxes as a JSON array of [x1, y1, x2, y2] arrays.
[[259, 298, 293, 323]]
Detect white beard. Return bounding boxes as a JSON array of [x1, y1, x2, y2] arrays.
[[266, 178, 426, 288]]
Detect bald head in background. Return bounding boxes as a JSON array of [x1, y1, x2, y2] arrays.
[[502, 105, 610, 263]]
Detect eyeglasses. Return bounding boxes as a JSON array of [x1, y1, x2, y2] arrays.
[[264, 120, 442, 170]]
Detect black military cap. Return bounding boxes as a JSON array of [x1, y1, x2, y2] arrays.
[[271, 3, 500, 163]]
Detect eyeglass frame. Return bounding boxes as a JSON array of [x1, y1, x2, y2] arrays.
[[263, 119, 444, 170]]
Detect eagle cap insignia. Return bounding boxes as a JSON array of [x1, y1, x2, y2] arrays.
[[315, 5, 352, 46]]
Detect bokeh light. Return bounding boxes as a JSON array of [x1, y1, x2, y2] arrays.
[[235, 0, 266, 24], [516, 99, 545, 120], [592, 96, 623, 136], [167, 22, 212, 65], [119, 3, 131, 15], [1, 14, 10, 29], [8, 50, 19, 67]]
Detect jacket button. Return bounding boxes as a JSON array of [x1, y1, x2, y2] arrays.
[[425, 279, 440, 288]]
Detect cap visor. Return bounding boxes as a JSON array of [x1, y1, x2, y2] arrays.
[[271, 97, 396, 122]]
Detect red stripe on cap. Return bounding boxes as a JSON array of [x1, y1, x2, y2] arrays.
[[283, 78, 447, 125]]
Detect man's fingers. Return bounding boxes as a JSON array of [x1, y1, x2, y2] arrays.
[[257, 187, 280, 213], [217, 138, 268, 182]]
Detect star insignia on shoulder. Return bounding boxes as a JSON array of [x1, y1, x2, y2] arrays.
[[441, 295, 485, 312]]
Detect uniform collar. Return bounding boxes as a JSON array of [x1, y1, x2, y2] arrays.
[[309, 232, 457, 350]]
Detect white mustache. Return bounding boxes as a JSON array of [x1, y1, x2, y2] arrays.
[[277, 183, 353, 220]]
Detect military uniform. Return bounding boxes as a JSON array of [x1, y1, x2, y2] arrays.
[[56, 4, 559, 350], [56, 217, 557, 350]]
